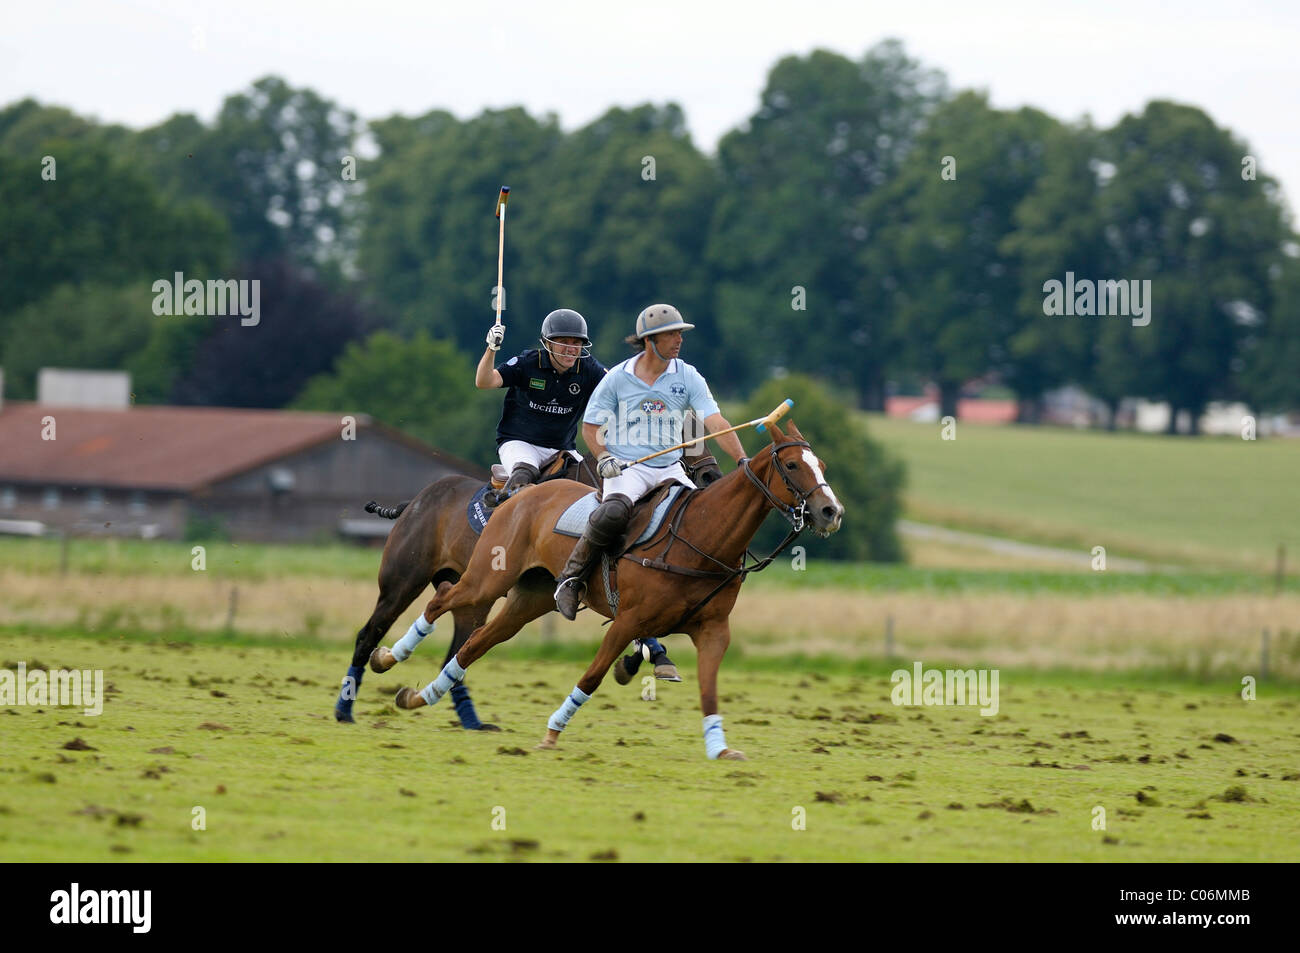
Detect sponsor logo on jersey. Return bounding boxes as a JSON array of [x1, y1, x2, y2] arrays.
[[641, 398, 667, 414], [529, 378, 546, 390]]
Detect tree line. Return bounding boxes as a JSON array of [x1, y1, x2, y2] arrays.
[[3, 40, 1298, 557]]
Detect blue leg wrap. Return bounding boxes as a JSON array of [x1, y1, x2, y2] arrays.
[[640, 637, 666, 660], [450, 683, 483, 730], [335, 665, 364, 722]]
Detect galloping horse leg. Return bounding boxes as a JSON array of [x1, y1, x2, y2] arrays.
[[394, 577, 554, 712], [444, 603, 498, 730], [536, 615, 642, 750], [690, 619, 745, 761], [334, 570, 429, 724]]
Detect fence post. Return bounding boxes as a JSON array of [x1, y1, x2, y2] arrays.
[[885, 614, 895, 660], [225, 586, 239, 633], [1260, 628, 1269, 681]]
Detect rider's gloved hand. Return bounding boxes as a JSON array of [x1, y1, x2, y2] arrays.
[[486, 325, 505, 351], [597, 453, 626, 480]]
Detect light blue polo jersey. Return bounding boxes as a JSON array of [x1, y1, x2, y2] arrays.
[[583, 355, 720, 466]]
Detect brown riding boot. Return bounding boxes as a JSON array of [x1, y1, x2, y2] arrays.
[[554, 494, 632, 620], [489, 463, 540, 506]]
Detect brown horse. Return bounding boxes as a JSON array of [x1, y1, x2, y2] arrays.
[[333, 451, 720, 726], [332, 452, 597, 726], [390, 421, 843, 760]]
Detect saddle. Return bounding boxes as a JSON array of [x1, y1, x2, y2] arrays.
[[552, 482, 688, 551], [554, 483, 695, 617]]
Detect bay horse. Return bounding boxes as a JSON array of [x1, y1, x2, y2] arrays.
[[332, 451, 597, 726], [333, 450, 720, 726], [390, 421, 843, 760]]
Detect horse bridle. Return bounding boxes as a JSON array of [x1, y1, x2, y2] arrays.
[[741, 439, 816, 532]]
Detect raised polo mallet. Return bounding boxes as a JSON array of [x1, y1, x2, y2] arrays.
[[623, 398, 794, 468], [494, 185, 510, 327]]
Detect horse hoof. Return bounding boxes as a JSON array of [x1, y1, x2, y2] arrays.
[[717, 748, 747, 761], [467, 723, 502, 732], [333, 705, 355, 724], [653, 662, 682, 682], [535, 738, 558, 750], [613, 654, 638, 686], [394, 687, 423, 710], [369, 646, 397, 674]]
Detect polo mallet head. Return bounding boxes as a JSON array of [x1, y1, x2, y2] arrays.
[[755, 398, 794, 434], [495, 186, 510, 218]]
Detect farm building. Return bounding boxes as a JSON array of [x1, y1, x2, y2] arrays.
[[0, 369, 485, 542]]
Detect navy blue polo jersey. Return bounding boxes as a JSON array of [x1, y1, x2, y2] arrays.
[[495, 349, 608, 450]]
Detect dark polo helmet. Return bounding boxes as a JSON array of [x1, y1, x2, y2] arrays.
[[541, 308, 590, 345], [540, 308, 592, 362], [636, 303, 695, 339]]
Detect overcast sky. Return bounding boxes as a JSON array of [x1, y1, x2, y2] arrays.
[[6, 0, 1299, 210]]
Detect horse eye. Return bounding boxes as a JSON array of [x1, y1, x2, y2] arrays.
[[785, 462, 797, 470]]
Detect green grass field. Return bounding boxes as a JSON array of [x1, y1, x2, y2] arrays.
[[2, 631, 1298, 862], [861, 415, 1300, 572]]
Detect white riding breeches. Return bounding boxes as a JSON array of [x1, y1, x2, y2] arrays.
[[498, 440, 581, 473], [601, 461, 694, 503]]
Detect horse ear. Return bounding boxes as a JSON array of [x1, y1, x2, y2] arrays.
[[766, 419, 785, 443], [786, 419, 804, 441]]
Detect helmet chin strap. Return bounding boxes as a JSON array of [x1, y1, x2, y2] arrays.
[[649, 337, 669, 362]]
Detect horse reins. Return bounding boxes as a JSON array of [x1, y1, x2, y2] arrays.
[[617, 439, 815, 630]]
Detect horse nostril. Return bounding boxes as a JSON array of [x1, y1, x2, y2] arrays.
[[821, 506, 836, 520]]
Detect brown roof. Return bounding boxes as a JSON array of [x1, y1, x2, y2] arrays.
[[0, 402, 481, 490]]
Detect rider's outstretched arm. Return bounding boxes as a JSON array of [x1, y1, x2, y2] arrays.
[[702, 413, 746, 464]]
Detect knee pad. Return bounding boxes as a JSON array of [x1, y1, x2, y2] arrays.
[[588, 494, 633, 546]]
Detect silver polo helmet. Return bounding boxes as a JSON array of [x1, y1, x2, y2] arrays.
[[635, 303, 695, 339]]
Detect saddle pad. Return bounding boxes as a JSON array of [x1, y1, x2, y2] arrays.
[[553, 485, 685, 545], [466, 484, 494, 535]]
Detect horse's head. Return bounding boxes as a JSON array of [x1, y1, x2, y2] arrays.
[[758, 420, 844, 538]]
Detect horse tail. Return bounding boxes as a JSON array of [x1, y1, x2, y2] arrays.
[[365, 499, 409, 520]]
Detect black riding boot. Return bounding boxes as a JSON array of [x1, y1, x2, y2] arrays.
[[554, 494, 632, 620], [490, 463, 540, 506]]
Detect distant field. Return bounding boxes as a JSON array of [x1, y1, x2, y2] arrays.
[[2, 632, 1297, 862], [862, 415, 1300, 573], [3, 535, 1297, 679]]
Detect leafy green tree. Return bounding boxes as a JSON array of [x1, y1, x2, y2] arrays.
[[0, 142, 231, 341], [531, 104, 719, 368], [865, 93, 1058, 418], [358, 104, 717, 375], [1001, 121, 1119, 422], [357, 107, 564, 355], [130, 77, 361, 270], [171, 258, 379, 408], [709, 41, 947, 406], [739, 375, 904, 562], [292, 330, 500, 467], [1241, 253, 1300, 413], [1089, 101, 1289, 433]]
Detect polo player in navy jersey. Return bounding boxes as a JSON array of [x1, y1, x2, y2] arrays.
[[476, 308, 606, 505]]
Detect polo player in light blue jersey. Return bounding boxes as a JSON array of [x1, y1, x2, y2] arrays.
[[554, 303, 746, 620]]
